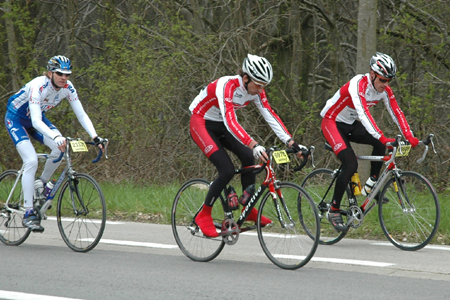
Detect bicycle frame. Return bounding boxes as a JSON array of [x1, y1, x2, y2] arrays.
[[325, 134, 436, 225], [0, 136, 108, 252], [356, 153, 395, 215], [3, 169, 25, 213], [2, 153, 59, 216], [172, 146, 319, 269], [3, 137, 105, 218], [227, 160, 277, 229], [212, 147, 302, 233]]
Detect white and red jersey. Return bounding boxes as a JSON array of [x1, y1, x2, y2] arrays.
[[189, 75, 291, 146], [320, 73, 414, 140]]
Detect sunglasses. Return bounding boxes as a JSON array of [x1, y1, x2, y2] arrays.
[[250, 78, 267, 89], [375, 73, 391, 83], [54, 71, 71, 77]]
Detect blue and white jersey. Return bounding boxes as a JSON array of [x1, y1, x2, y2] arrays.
[[6, 76, 97, 140], [7, 76, 78, 118]]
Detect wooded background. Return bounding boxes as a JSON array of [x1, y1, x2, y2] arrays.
[[0, 0, 449, 191]]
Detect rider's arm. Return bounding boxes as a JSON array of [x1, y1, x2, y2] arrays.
[[253, 92, 307, 157], [65, 83, 98, 139], [382, 87, 416, 139], [69, 99, 98, 139], [29, 102, 60, 140], [253, 90, 292, 145]]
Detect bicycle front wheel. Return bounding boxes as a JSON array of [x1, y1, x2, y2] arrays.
[[0, 170, 31, 246], [57, 173, 106, 252], [301, 168, 350, 245], [171, 179, 225, 262], [379, 171, 440, 251], [257, 182, 319, 270]]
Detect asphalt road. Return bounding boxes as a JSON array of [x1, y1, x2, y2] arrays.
[[0, 219, 449, 300]]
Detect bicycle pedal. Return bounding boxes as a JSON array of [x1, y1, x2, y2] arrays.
[[31, 227, 45, 233]]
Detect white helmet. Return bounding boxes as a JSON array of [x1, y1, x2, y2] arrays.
[[370, 52, 396, 79], [242, 54, 273, 85]]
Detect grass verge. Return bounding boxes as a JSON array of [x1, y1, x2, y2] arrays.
[[100, 181, 450, 246]]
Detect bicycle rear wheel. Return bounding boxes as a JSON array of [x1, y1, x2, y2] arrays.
[[57, 173, 106, 252], [257, 182, 319, 270], [378, 171, 440, 251], [300, 168, 350, 245], [171, 179, 225, 262], [0, 170, 31, 246]]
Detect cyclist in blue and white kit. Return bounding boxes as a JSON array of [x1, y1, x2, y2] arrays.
[[4, 55, 105, 232]]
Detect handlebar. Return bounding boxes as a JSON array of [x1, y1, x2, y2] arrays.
[[52, 137, 109, 163], [291, 146, 315, 171], [53, 151, 65, 163], [86, 139, 110, 163], [386, 134, 435, 164], [264, 145, 315, 172], [417, 134, 436, 163]]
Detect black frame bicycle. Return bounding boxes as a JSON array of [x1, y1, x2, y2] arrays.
[[171, 147, 320, 270]]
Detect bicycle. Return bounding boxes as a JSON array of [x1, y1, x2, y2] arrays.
[[0, 137, 108, 252], [300, 134, 439, 251], [171, 147, 320, 270]]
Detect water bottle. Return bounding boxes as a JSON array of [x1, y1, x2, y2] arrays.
[[239, 184, 255, 206], [350, 173, 362, 196], [361, 176, 377, 196], [43, 179, 56, 198], [227, 186, 239, 210]]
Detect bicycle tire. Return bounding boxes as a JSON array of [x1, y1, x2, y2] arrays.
[[257, 182, 319, 270], [0, 170, 31, 246], [378, 171, 440, 251], [300, 168, 350, 245], [56, 173, 106, 252], [171, 179, 225, 262]]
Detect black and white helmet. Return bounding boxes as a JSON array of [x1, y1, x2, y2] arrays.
[[370, 52, 396, 79], [242, 54, 273, 85], [47, 55, 72, 74]]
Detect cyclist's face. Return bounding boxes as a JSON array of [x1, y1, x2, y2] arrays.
[[371, 71, 391, 93], [50, 71, 71, 88], [246, 77, 266, 95]]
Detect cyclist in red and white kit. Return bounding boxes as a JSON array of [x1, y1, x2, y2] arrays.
[[190, 54, 307, 237], [321, 52, 419, 232]]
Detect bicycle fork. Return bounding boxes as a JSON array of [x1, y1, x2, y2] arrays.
[[393, 174, 415, 214], [271, 182, 295, 229], [68, 177, 89, 216]]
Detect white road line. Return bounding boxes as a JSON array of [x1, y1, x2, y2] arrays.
[[89, 237, 394, 267], [372, 242, 450, 251], [80, 238, 178, 249], [46, 216, 125, 225], [311, 257, 395, 267], [0, 290, 85, 300], [274, 255, 394, 267]]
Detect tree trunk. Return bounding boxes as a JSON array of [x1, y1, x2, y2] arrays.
[[355, 0, 378, 182], [4, 0, 20, 91], [62, 0, 76, 58]]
